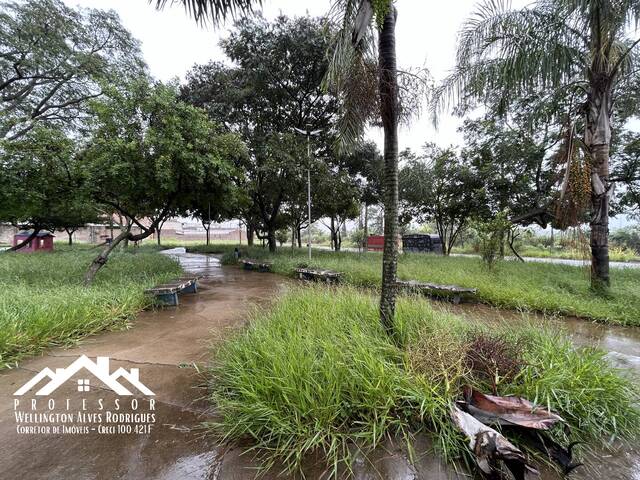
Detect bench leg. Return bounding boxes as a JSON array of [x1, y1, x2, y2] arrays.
[[156, 292, 179, 306], [181, 281, 197, 294]]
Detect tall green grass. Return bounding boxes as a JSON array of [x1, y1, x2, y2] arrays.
[[207, 287, 639, 477], [0, 246, 181, 367], [190, 245, 640, 325]]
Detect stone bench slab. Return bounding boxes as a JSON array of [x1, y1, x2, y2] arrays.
[[295, 267, 343, 284], [145, 276, 200, 306], [396, 280, 477, 304]]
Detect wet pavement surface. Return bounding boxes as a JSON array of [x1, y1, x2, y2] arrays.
[[0, 251, 638, 479], [0, 251, 290, 480]]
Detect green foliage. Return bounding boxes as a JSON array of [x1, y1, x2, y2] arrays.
[[84, 79, 242, 237], [348, 227, 367, 249], [0, 247, 181, 367], [611, 225, 640, 253], [473, 210, 512, 269], [399, 145, 485, 254], [460, 115, 556, 222], [0, 126, 98, 233], [207, 287, 639, 476], [371, 0, 392, 28], [0, 0, 144, 140], [205, 245, 640, 325]]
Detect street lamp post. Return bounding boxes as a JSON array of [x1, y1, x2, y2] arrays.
[[294, 124, 321, 260]]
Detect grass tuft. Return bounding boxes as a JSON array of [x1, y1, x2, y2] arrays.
[[207, 286, 640, 476]]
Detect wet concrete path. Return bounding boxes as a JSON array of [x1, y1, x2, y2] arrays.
[[1, 251, 639, 479], [0, 252, 291, 480]]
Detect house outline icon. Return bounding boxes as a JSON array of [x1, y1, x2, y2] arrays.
[[14, 355, 155, 396]]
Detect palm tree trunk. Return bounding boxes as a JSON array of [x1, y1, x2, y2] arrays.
[[589, 142, 610, 290], [378, 7, 399, 337], [585, 81, 612, 291]]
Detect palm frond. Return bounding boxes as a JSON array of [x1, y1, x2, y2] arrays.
[[152, 0, 261, 25], [324, 0, 378, 151], [433, 0, 585, 123]]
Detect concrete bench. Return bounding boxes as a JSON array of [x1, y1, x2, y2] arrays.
[[145, 276, 200, 306], [239, 259, 273, 272], [396, 280, 477, 304], [295, 267, 343, 284]]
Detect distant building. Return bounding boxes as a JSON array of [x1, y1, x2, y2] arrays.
[[12, 231, 55, 253]]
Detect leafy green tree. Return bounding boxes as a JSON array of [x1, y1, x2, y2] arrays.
[[0, 126, 96, 250], [316, 168, 361, 251], [399, 145, 486, 255], [82, 80, 243, 283], [436, 0, 640, 290], [460, 115, 558, 224], [181, 15, 339, 251], [51, 198, 102, 246], [0, 0, 144, 140]]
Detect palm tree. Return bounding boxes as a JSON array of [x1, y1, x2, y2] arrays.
[[435, 0, 640, 291], [325, 0, 400, 335], [154, 0, 402, 334]]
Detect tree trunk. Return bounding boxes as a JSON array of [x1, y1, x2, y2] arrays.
[[122, 218, 131, 249], [267, 227, 277, 252], [590, 143, 610, 290], [156, 227, 162, 246], [6, 227, 40, 252], [330, 217, 337, 251], [84, 226, 131, 285], [291, 225, 296, 250], [298, 226, 302, 248], [364, 203, 369, 239], [206, 226, 211, 245], [585, 78, 612, 291], [378, 7, 399, 338], [247, 224, 254, 246], [67, 229, 74, 245]]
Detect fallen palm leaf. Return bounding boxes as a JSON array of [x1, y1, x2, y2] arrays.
[[451, 405, 538, 480], [460, 386, 564, 430]]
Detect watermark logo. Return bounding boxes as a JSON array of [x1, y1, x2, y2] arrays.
[[14, 355, 154, 396], [12, 355, 157, 435]]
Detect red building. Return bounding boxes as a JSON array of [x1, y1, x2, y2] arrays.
[[366, 235, 385, 252], [12, 231, 55, 253]]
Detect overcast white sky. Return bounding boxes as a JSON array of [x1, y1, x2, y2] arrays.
[[63, 0, 532, 153]]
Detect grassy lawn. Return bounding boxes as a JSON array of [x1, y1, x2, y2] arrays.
[[207, 286, 640, 476], [189, 245, 640, 325], [0, 245, 181, 367], [452, 244, 640, 263]]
